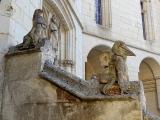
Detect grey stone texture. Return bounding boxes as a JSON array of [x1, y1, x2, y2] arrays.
[[143, 110, 160, 120], [2, 40, 157, 120], [2, 40, 158, 120], [41, 61, 141, 100], [1, 40, 156, 120], [0, 35, 17, 119]]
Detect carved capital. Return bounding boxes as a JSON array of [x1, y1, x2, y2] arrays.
[[60, 60, 74, 67]]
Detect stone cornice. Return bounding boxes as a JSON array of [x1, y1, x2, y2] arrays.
[[83, 30, 160, 56]]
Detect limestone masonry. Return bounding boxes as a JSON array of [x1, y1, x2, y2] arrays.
[[0, 0, 160, 119]]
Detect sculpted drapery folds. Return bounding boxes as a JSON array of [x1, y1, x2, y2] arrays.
[[99, 41, 135, 95], [49, 15, 60, 51]]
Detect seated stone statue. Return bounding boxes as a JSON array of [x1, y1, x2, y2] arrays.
[[99, 41, 135, 95], [16, 9, 47, 50]]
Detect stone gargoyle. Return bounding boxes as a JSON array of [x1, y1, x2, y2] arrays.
[[7, 9, 47, 54], [99, 41, 135, 95]]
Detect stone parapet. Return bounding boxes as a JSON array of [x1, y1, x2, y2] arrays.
[[41, 61, 141, 100], [2, 41, 143, 120]]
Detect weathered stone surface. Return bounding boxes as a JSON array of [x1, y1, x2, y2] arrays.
[[5, 53, 42, 82], [2, 87, 142, 120], [143, 110, 160, 120], [0, 35, 16, 119], [6, 40, 55, 70], [99, 41, 136, 95], [3, 78, 57, 105], [8, 9, 47, 51], [2, 41, 143, 120], [41, 61, 141, 100]]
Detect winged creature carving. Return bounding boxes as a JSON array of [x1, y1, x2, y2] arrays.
[[99, 41, 135, 95]]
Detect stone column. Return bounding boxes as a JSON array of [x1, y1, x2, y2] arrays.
[[156, 78, 160, 109], [60, 30, 74, 73]]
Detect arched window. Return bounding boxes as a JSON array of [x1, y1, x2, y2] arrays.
[[95, 0, 102, 25]]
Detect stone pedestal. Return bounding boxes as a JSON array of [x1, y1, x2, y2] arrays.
[[2, 41, 143, 120]]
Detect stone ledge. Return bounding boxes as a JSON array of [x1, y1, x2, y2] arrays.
[[143, 109, 160, 120], [40, 61, 140, 100], [5, 40, 51, 56]]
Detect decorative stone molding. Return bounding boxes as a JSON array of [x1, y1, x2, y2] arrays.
[[43, 1, 77, 73], [59, 60, 74, 67], [83, 30, 160, 56], [44, 0, 75, 30], [143, 109, 160, 120]]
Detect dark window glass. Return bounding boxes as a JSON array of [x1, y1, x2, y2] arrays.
[[140, 2, 146, 40], [141, 13, 146, 40], [95, 0, 102, 24], [140, 2, 143, 9]]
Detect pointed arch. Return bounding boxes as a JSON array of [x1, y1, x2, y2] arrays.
[[44, 0, 75, 31], [43, 0, 79, 74]]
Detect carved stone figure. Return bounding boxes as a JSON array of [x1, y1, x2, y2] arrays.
[[91, 74, 98, 84], [16, 9, 47, 50], [99, 41, 135, 95], [49, 15, 60, 51]]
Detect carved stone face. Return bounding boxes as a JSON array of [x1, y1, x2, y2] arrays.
[[99, 52, 110, 67], [52, 15, 57, 22]]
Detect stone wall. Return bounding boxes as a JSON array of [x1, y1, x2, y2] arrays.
[[2, 48, 142, 120], [0, 0, 42, 118], [81, 0, 160, 116], [0, 0, 160, 119], [81, 0, 160, 81], [152, 0, 160, 41]]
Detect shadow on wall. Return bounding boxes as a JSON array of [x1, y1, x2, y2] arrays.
[[85, 45, 111, 81]]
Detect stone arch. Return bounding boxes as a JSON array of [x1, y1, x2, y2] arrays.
[[44, 0, 75, 31], [138, 55, 160, 71], [139, 57, 160, 116], [85, 44, 111, 81], [43, 0, 77, 73], [84, 41, 113, 62]]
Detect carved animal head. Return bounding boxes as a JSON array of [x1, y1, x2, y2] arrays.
[[112, 41, 135, 57], [51, 14, 57, 22]]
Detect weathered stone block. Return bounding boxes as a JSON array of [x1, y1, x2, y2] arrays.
[[5, 53, 42, 82], [2, 89, 143, 120], [3, 78, 58, 105]]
